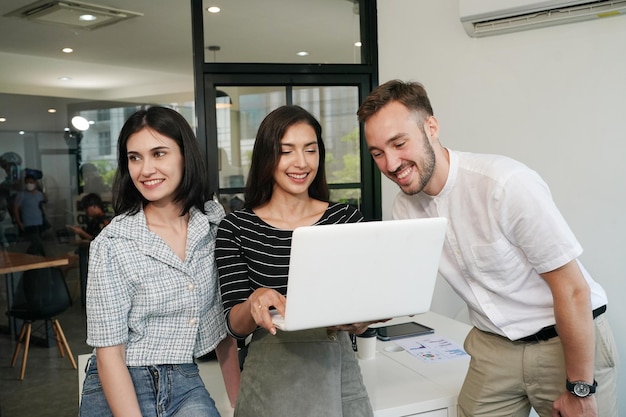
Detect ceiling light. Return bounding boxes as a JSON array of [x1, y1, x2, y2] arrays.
[[296, 51, 309, 56], [59, 76, 71, 81], [354, 41, 362, 47], [78, 13, 96, 21], [0, 117, 6, 123], [62, 47, 73, 53], [71, 116, 90, 131], [5, 0, 143, 31], [19, 131, 25, 135], [207, 6, 220, 13], [48, 108, 57, 113]]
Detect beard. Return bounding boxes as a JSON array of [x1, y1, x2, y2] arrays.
[[398, 139, 436, 196]]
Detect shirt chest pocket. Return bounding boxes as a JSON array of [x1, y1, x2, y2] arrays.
[[471, 238, 532, 290]]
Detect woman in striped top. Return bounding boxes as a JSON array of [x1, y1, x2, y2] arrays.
[[215, 105, 374, 417]]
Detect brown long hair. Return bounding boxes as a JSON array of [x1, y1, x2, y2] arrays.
[[244, 105, 329, 209]]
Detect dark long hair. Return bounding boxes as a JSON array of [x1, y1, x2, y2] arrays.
[[244, 105, 329, 209], [112, 106, 210, 216]]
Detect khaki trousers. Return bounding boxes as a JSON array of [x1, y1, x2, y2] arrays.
[[458, 314, 618, 417]]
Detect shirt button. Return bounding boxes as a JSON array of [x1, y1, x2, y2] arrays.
[[187, 283, 195, 290], [189, 318, 197, 326]]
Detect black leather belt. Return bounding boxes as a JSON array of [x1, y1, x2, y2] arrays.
[[516, 305, 606, 343]]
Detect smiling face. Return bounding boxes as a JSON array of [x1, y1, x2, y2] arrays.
[[364, 101, 439, 196], [272, 122, 320, 198], [126, 127, 184, 207]]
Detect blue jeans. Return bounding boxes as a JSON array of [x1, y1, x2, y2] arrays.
[[79, 355, 221, 417]]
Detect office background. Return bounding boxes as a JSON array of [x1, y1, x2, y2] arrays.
[[0, 0, 623, 414], [376, 1, 625, 413]]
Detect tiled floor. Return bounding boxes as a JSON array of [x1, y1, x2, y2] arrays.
[[1, 244, 92, 417]]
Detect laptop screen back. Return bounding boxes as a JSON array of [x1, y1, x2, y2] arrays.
[[276, 217, 447, 331]]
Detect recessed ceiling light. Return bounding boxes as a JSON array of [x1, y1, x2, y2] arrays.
[[207, 6, 220, 13], [19, 131, 25, 135], [296, 51, 309, 57], [48, 108, 57, 113], [59, 76, 72, 81], [79, 14, 97, 21], [354, 41, 362, 47], [62, 47, 73, 53], [0, 117, 6, 123]]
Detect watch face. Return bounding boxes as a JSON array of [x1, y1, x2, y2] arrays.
[[574, 383, 590, 397]]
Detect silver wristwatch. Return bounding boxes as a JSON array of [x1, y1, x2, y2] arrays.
[[566, 379, 597, 398]]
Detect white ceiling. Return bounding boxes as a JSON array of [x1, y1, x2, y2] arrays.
[[0, 0, 196, 103], [0, 0, 361, 104]]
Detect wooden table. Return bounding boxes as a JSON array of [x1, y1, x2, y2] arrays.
[[1, 251, 69, 339]]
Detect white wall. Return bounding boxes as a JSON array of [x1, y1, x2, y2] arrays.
[[377, 1, 626, 412]]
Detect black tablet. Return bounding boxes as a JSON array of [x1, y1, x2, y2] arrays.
[[376, 322, 435, 341]]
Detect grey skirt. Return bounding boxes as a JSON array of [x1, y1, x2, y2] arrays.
[[235, 328, 373, 417]]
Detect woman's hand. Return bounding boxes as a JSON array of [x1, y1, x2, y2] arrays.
[[245, 288, 286, 335]]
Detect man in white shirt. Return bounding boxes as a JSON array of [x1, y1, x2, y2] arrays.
[[358, 80, 617, 417]]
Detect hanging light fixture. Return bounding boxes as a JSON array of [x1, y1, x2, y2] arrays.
[[71, 116, 90, 131], [216, 90, 232, 109], [206, 45, 232, 109]]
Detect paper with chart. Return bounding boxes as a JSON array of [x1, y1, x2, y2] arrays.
[[393, 335, 469, 362]]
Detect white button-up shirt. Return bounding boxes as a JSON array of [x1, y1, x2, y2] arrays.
[[393, 149, 608, 340]]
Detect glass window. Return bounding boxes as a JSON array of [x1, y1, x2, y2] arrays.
[[215, 85, 363, 211], [217, 87, 287, 189], [203, 0, 363, 64], [71, 102, 197, 194]]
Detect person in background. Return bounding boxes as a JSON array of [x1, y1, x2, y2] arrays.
[[79, 106, 239, 417], [81, 162, 109, 195], [12, 174, 47, 255], [64, 193, 110, 285], [0, 152, 23, 247], [215, 105, 374, 417], [0, 186, 10, 247], [67, 193, 110, 242], [357, 80, 618, 417]]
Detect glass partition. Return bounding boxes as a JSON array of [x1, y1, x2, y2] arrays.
[[214, 85, 362, 213], [202, 0, 363, 64]]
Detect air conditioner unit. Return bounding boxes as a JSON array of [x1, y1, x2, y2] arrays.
[[460, 0, 626, 37]]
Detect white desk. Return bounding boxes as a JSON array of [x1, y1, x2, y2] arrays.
[[78, 312, 471, 417], [365, 313, 471, 417]]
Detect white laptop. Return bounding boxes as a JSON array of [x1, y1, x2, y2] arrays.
[[271, 217, 448, 331]]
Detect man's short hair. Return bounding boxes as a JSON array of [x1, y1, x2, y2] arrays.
[[80, 193, 104, 211]]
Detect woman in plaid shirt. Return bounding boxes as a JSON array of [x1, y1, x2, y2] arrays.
[[80, 107, 239, 417]]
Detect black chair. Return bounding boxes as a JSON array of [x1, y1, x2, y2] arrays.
[[8, 267, 77, 380]]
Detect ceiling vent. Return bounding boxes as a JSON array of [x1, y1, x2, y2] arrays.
[[5, 0, 143, 30]]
